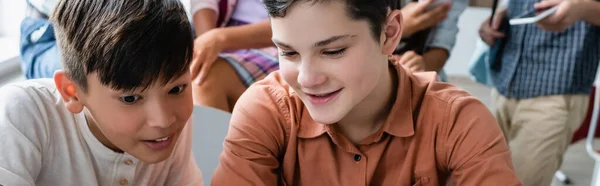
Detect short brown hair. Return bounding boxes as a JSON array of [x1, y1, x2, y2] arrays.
[[51, 0, 194, 92], [263, 0, 400, 41]]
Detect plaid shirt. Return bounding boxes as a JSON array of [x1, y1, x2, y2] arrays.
[[491, 0, 600, 99]]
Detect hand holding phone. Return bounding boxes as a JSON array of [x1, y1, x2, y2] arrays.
[[533, 0, 588, 32], [509, 6, 559, 25]]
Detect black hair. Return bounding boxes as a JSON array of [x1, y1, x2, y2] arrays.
[[51, 0, 194, 92]]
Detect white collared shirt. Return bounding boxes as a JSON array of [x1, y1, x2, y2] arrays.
[[0, 79, 202, 186]]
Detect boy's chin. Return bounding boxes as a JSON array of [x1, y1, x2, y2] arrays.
[[130, 141, 179, 164], [308, 108, 347, 125]]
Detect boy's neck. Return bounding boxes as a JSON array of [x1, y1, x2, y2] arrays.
[[84, 110, 124, 153], [337, 63, 398, 144]]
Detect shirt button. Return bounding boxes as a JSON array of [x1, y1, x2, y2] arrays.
[[124, 159, 134, 165], [119, 178, 129, 185], [354, 154, 362, 162]]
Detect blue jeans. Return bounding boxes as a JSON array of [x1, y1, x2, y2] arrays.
[[19, 17, 62, 79]]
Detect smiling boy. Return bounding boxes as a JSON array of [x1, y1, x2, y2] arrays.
[[0, 0, 202, 185], [211, 0, 521, 185]]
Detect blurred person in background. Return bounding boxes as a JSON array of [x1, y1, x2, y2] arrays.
[[392, 0, 466, 82], [19, 0, 60, 79], [479, 0, 600, 185], [189, 0, 278, 112]]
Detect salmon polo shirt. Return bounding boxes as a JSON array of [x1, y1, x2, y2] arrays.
[[212, 62, 522, 186]]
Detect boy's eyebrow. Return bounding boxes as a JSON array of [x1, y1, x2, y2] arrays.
[[272, 39, 294, 49], [272, 34, 357, 49], [313, 34, 356, 47]]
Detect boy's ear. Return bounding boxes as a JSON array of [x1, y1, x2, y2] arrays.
[[54, 70, 85, 113], [381, 9, 403, 55]]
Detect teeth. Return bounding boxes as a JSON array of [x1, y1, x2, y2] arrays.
[[154, 137, 169, 142]]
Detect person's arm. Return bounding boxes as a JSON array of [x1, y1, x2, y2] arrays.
[[422, 48, 449, 72], [190, 20, 275, 83], [0, 86, 44, 186], [190, 0, 220, 36], [0, 127, 39, 186], [211, 83, 289, 185], [535, 0, 600, 31], [439, 95, 522, 185], [211, 19, 275, 50], [581, 0, 600, 26], [192, 8, 218, 37], [423, 0, 468, 72]]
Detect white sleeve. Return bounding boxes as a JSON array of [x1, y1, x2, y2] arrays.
[[190, 0, 220, 17], [0, 85, 46, 186], [165, 120, 203, 186]]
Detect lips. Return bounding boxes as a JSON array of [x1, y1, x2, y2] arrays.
[[142, 134, 176, 150], [306, 88, 343, 104]]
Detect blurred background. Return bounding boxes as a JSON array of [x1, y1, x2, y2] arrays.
[[1, 1, 599, 186]]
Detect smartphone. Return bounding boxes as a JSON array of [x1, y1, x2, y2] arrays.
[[509, 6, 558, 25]]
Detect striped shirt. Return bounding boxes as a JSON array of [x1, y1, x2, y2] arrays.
[[491, 0, 600, 99]]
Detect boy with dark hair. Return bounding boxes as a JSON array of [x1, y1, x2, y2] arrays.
[[0, 0, 202, 185], [211, 0, 521, 185]]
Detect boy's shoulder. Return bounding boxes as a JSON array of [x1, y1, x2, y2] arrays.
[[0, 79, 75, 185], [243, 70, 301, 108], [242, 71, 307, 117], [232, 71, 304, 132], [408, 71, 496, 136], [407, 71, 491, 123], [0, 78, 59, 104], [0, 78, 72, 147], [0, 78, 62, 117], [408, 71, 476, 106]]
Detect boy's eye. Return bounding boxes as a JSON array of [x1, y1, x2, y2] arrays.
[[322, 48, 346, 56], [169, 84, 187, 94], [119, 95, 141, 104], [279, 51, 298, 57]]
